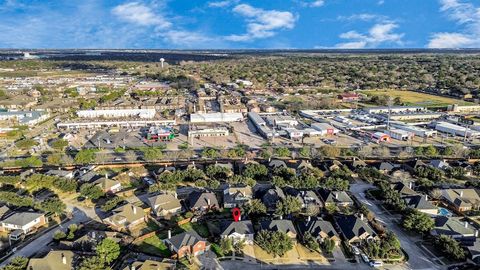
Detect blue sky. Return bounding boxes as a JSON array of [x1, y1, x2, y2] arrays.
[[0, 0, 479, 49]]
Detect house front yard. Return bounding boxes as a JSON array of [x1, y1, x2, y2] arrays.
[[252, 244, 328, 265]]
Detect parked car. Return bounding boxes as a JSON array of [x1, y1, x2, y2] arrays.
[[352, 246, 360, 255], [369, 261, 383, 268], [361, 254, 369, 263]]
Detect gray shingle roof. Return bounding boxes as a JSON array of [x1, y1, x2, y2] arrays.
[[403, 195, 436, 210], [259, 219, 297, 235], [165, 231, 202, 250], [335, 215, 375, 241], [297, 218, 338, 239], [220, 220, 254, 236], [1, 211, 43, 226]]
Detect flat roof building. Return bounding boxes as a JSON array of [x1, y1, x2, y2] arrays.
[[77, 109, 156, 119], [190, 112, 243, 123]]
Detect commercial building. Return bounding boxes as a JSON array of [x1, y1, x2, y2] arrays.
[[248, 112, 276, 139], [77, 109, 156, 119], [435, 122, 480, 138], [284, 128, 303, 140], [371, 132, 391, 143], [266, 114, 298, 127], [311, 123, 340, 136], [447, 104, 480, 113], [363, 106, 426, 114], [385, 128, 414, 141], [188, 125, 229, 138], [392, 123, 437, 138], [0, 110, 49, 126], [57, 119, 176, 130], [190, 112, 243, 123]]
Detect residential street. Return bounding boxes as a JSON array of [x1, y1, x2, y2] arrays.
[[350, 182, 442, 270]]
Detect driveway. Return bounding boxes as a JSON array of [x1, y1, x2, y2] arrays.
[[197, 250, 223, 270], [350, 182, 441, 270]]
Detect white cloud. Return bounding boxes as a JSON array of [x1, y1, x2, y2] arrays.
[[337, 13, 388, 22], [427, 0, 480, 48], [208, 0, 238, 8], [336, 23, 404, 48], [226, 4, 297, 41], [305, 1, 325, 7], [112, 2, 171, 29], [163, 30, 213, 46], [428, 32, 475, 48]]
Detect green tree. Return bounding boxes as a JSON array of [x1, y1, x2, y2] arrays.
[[424, 145, 438, 157], [53, 230, 67, 241], [321, 238, 336, 254], [101, 197, 123, 212], [80, 183, 104, 200], [78, 256, 109, 270], [142, 147, 163, 161], [255, 230, 293, 257], [242, 199, 267, 215], [303, 232, 320, 251], [275, 195, 302, 216], [0, 176, 20, 186], [67, 224, 78, 240], [96, 238, 120, 264], [201, 147, 219, 158], [274, 147, 291, 158], [37, 197, 66, 214], [220, 237, 233, 254], [242, 163, 268, 180], [434, 235, 465, 261], [75, 149, 97, 164], [51, 139, 68, 151], [0, 256, 29, 270], [15, 139, 38, 150], [299, 146, 311, 158]]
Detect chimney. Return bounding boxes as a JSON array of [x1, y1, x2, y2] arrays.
[[409, 182, 413, 189], [105, 173, 108, 179], [425, 195, 428, 201], [131, 266, 136, 270], [307, 216, 311, 222], [91, 231, 96, 239], [61, 253, 67, 265], [168, 230, 172, 239], [279, 215, 283, 220], [465, 221, 469, 228], [335, 192, 339, 199], [360, 214, 364, 221], [132, 205, 137, 215], [207, 198, 211, 205], [460, 190, 464, 197], [173, 192, 177, 199], [476, 230, 479, 237]]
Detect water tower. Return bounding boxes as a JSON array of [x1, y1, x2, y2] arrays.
[[160, 58, 165, 68]]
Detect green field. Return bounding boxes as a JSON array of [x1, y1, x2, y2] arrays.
[[363, 90, 472, 108]]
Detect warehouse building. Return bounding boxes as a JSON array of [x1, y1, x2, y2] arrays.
[[284, 128, 303, 140], [265, 114, 298, 127], [363, 106, 426, 114], [311, 123, 340, 136], [188, 125, 229, 138], [391, 123, 437, 138], [77, 109, 156, 119], [435, 122, 480, 138], [371, 132, 391, 143], [190, 112, 243, 123], [248, 112, 276, 139], [385, 129, 414, 141], [57, 119, 175, 130]]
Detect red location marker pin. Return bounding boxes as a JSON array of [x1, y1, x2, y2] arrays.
[[232, 207, 241, 222]]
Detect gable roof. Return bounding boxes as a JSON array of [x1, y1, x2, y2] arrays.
[[147, 193, 181, 212], [104, 204, 144, 227], [261, 186, 285, 208], [318, 189, 353, 204], [27, 250, 76, 270], [165, 231, 204, 250], [187, 191, 219, 209], [440, 189, 480, 208], [403, 195, 437, 210], [335, 215, 375, 241], [430, 160, 450, 170], [259, 219, 297, 235], [0, 205, 11, 218], [433, 216, 476, 237], [94, 178, 121, 190], [1, 211, 44, 226], [390, 182, 417, 196], [220, 220, 254, 236], [297, 218, 338, 239], [269, 159, 287, 169]]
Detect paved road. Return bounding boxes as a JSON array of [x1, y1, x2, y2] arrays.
[[0, 206, 93, 267], [350, 182, 442, 270]]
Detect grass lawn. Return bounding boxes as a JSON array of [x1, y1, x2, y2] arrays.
[[136, 234, 172, 257], [179, 222, 210, 238], [363, 90, 472, 108]]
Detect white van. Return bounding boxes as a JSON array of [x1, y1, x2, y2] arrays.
[[369, 261, 383, 268]]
